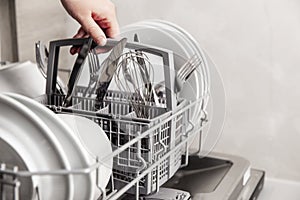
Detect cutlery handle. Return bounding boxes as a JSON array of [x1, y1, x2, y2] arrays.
[[63, 37, 93, 107], [95, 81, 110, 110]]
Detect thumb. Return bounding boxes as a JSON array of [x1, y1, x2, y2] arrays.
[[79, 17, 107, 46]]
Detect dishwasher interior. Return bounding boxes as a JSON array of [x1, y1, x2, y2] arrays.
[[0, 20, 265, 200]]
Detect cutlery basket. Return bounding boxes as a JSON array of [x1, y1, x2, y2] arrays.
[[0, 37, 208, 200], [43, 88, 188, 194], [43, 38, 191, 195]]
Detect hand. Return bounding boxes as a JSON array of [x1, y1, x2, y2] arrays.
[[61, 0, 119, 48]]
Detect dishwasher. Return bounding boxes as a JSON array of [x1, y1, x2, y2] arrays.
[[0, 20, 264, 200]]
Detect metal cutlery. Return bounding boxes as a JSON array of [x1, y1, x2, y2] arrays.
[[155, 54, 202, 99], [116, 51, 150, 118], [63, 37, 93, 107], [82, 48, 101, 97], [175, 54, 202, 93], [94, 38, 127, 110], [133, 34, 160, 105]]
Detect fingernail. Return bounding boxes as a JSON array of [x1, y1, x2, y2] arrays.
[[97, 36, 107, 46]]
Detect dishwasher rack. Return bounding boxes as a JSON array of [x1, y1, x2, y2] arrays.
[[0, 94, 207, 200], [0, 38, 209, 199]]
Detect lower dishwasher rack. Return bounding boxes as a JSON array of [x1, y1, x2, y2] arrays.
[[0, 91, 207, 200]]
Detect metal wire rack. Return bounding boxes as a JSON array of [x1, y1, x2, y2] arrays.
[[0, 38, 209, 200], [0, 92, 207, 200]]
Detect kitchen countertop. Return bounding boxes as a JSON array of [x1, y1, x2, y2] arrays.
[[259, 178, 300, 200]]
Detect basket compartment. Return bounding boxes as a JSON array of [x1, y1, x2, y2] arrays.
[[45, 88, 186, 194]]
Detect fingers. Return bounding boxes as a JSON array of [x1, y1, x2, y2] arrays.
[[70, 27, 89, 55], [73, 27, 86, 39], [61, 0, 120, 53], [92, 0, 119, 37], [97, 18, 120, 38], [78, 17, 107, 46]]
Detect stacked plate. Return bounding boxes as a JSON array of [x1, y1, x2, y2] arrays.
[[120, 20, 226, 155], [0, 93, 113, 200], [0, 61, 46, 98]]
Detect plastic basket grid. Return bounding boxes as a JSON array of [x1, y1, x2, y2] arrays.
[[45, 88, 186, 194]]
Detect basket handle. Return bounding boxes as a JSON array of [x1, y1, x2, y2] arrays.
[[46, 38, 176, 110]]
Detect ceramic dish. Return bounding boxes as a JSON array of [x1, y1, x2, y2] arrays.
[[138, 21, 225, 155], [157, 21, 225, 155], [133, 20, 207, 99], [0, 61, 46, 98], [6, 93, 95, 200], [0, 94, 72, 200], [138, 20, 208, 101], [121, 22, 190, 58], [196, 50, 226, 156], [142, 20, 208, 150], [152, 19, 210, 94], [58, 114, 113, 192], [0, 138, 34, 199]]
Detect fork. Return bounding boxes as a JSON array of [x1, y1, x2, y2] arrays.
[[174, 54, 202, 93], [83, 49, 101, 97], [154, 54, 202, 98]]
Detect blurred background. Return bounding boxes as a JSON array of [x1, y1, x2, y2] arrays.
[[1, 0, 300, 187]]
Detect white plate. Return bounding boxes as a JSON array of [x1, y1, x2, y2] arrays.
[[58, 114, 113, 191], [197, 50, 226, 156], [134, 20, 194, 57], [0, 138, 34, 199], [0, 61, 46, 98], [156, 21, 225, 155], [121, 21, 226, 156], [152, 19, 210, 89], [139, 20, 208, 102], [6, 93, 95, 200], [122, 22, 191, 58], [0, 94, 72, 200], [133, 20, 207, 98]]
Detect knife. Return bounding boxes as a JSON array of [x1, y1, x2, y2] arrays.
[[95, 38, 127, 110], [63, 37, 94, 107]]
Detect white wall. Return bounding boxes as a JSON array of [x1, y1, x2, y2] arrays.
[[15, 0, 78, 62], [114, 0, 300, 181], [15, 0, 300, 181]]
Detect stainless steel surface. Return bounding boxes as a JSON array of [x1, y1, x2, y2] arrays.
[[237, 169, 265, 200], [121, 153, 264, 200], [164, 152, 253, 200], [95, 38, 127, 109], [125, 188, 191, 200]]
